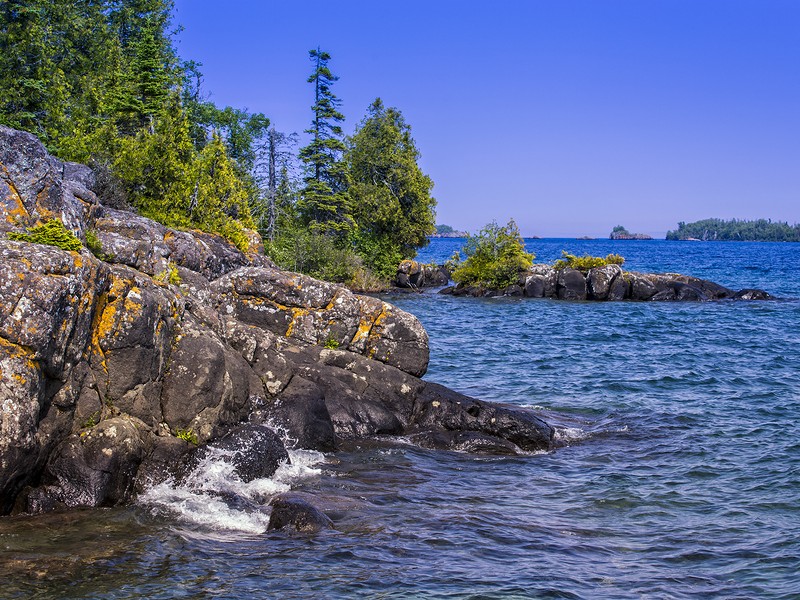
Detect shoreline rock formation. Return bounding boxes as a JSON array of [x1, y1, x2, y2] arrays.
[[0, 126, 554, 516], [440, 263, 771, 300]]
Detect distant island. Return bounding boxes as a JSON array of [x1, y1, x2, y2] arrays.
[[609, 225, 652, 240], [431, 224, 469, 238], [666, 218, 800, 242]]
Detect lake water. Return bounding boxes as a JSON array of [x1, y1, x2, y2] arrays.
[[2, 239, 799, 599]]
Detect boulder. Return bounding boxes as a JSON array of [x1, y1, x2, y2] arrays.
[[25, 417, 145, 512], [268, 494, 334, 532], [411, 383, 554, 453], [586, 264, 624, 300], [556, 268, 588, 300], [180, 425, 289, 483], [733, 289, 771, 300]]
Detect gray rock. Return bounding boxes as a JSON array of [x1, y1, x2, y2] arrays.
[[586, 264, 624, 300], [180, 425, 289, 484], [557, 268, 588, 300], [268, 493, 334, 532]]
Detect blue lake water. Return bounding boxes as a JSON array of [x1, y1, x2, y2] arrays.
[[2, 239, 799, 599]]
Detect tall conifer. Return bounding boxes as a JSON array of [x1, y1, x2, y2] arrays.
[[297, 48, 352, 236]]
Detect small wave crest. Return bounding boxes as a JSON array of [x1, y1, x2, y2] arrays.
[[139, 446, 325, 534]]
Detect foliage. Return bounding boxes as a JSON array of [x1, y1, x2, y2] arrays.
[[553, 251, 625, 271], [323, 337, 340, 350], [297, 48, 352, 237], [666, 218, 800, 242], [346, 98, 436, 278], [175, 428, 198, 445], [449, 220, 534, 289], [266, 227, 363, 284], [8, 219, 83, 252], [0, 1, 259, 252], [154, 261, 181, 285], [611, 225, 628, 234]]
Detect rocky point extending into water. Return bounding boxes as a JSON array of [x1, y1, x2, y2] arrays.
[[395, 260, 770, 301], [0, 126, 554, 523]]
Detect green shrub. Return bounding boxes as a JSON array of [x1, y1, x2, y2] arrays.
[[175, 428, 199, 445], [8, 219, 83, 252], [449, 219, 534, 289], [323, 336, 340, 349], [266, 227, 363, 284], [553, 251, 625, 272], [154, 261, 181, 286]]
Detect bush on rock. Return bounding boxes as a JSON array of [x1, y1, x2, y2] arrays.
[[448, 219, 533, 289]]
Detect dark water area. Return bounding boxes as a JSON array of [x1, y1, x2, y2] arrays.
[[3, 239, 800, 599]]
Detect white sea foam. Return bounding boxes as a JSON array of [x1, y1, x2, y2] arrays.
[[553, 426, 590, 443], [139, 445, 325, 534]]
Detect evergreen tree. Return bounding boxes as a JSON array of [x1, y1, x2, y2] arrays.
[[297, 48, 352, 236], [346, 98, 436, 278]]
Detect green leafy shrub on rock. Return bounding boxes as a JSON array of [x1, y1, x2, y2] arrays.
[[553, 251, 625, 272], [8, 219, 83, 252], [449, 219, 534, 289]]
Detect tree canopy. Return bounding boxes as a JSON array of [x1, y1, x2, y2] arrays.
[[346, 98, 436, 279], [666, 218, 800, 241]]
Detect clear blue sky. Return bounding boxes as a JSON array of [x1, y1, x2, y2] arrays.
[[172, 0, 800, 238]]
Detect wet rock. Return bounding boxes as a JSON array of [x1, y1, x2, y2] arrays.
[[180, 425, 289, 484], [265, 376, 336, 451], [30, 418, 146, 511], [412, 383, 554, 452], [409, 430, 521, 455], [268, 493, 334, 532], [733, 288, 771, 300]]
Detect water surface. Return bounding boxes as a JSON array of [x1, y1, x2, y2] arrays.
[[2, 239, 798, 599]]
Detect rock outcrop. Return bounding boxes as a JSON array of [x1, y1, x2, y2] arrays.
[[0, 126, 554, 515], [395, 259, 450, 289], [442, 263, 771, 301]]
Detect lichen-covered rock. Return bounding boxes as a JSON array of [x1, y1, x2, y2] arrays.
[[0, 125, 96, 238], [586, 264, 624, 300], [0, 126, 556, 516], [211, 267, 429, 377]]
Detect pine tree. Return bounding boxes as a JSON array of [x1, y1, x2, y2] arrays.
[[297, 48, 352, 237]]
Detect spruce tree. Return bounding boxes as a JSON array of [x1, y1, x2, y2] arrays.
[[297, 48, 353, 237], [346, 98, 436, 278]]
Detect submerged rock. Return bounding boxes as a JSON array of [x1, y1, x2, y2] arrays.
[[268, 493, 334, 532]]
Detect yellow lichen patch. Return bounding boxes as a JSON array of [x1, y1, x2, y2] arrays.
[[350, 317, 373, 347], [285, 307, 309, 338], [365, 305, 391, 359]]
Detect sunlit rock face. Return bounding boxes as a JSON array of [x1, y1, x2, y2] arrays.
[[0, 127, 554, 515]]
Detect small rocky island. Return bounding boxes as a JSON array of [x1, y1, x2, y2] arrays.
[[0, 127, 554, 523], [609, 225, 653, 240]]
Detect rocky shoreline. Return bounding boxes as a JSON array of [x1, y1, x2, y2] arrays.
[[395, 260, 770, 301], [0, 126, 554, 528]]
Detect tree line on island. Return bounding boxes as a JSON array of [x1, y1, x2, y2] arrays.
[[0, 0, 436, 289]]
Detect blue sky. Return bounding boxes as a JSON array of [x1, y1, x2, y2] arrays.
[[172, 0, 800, 238]]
